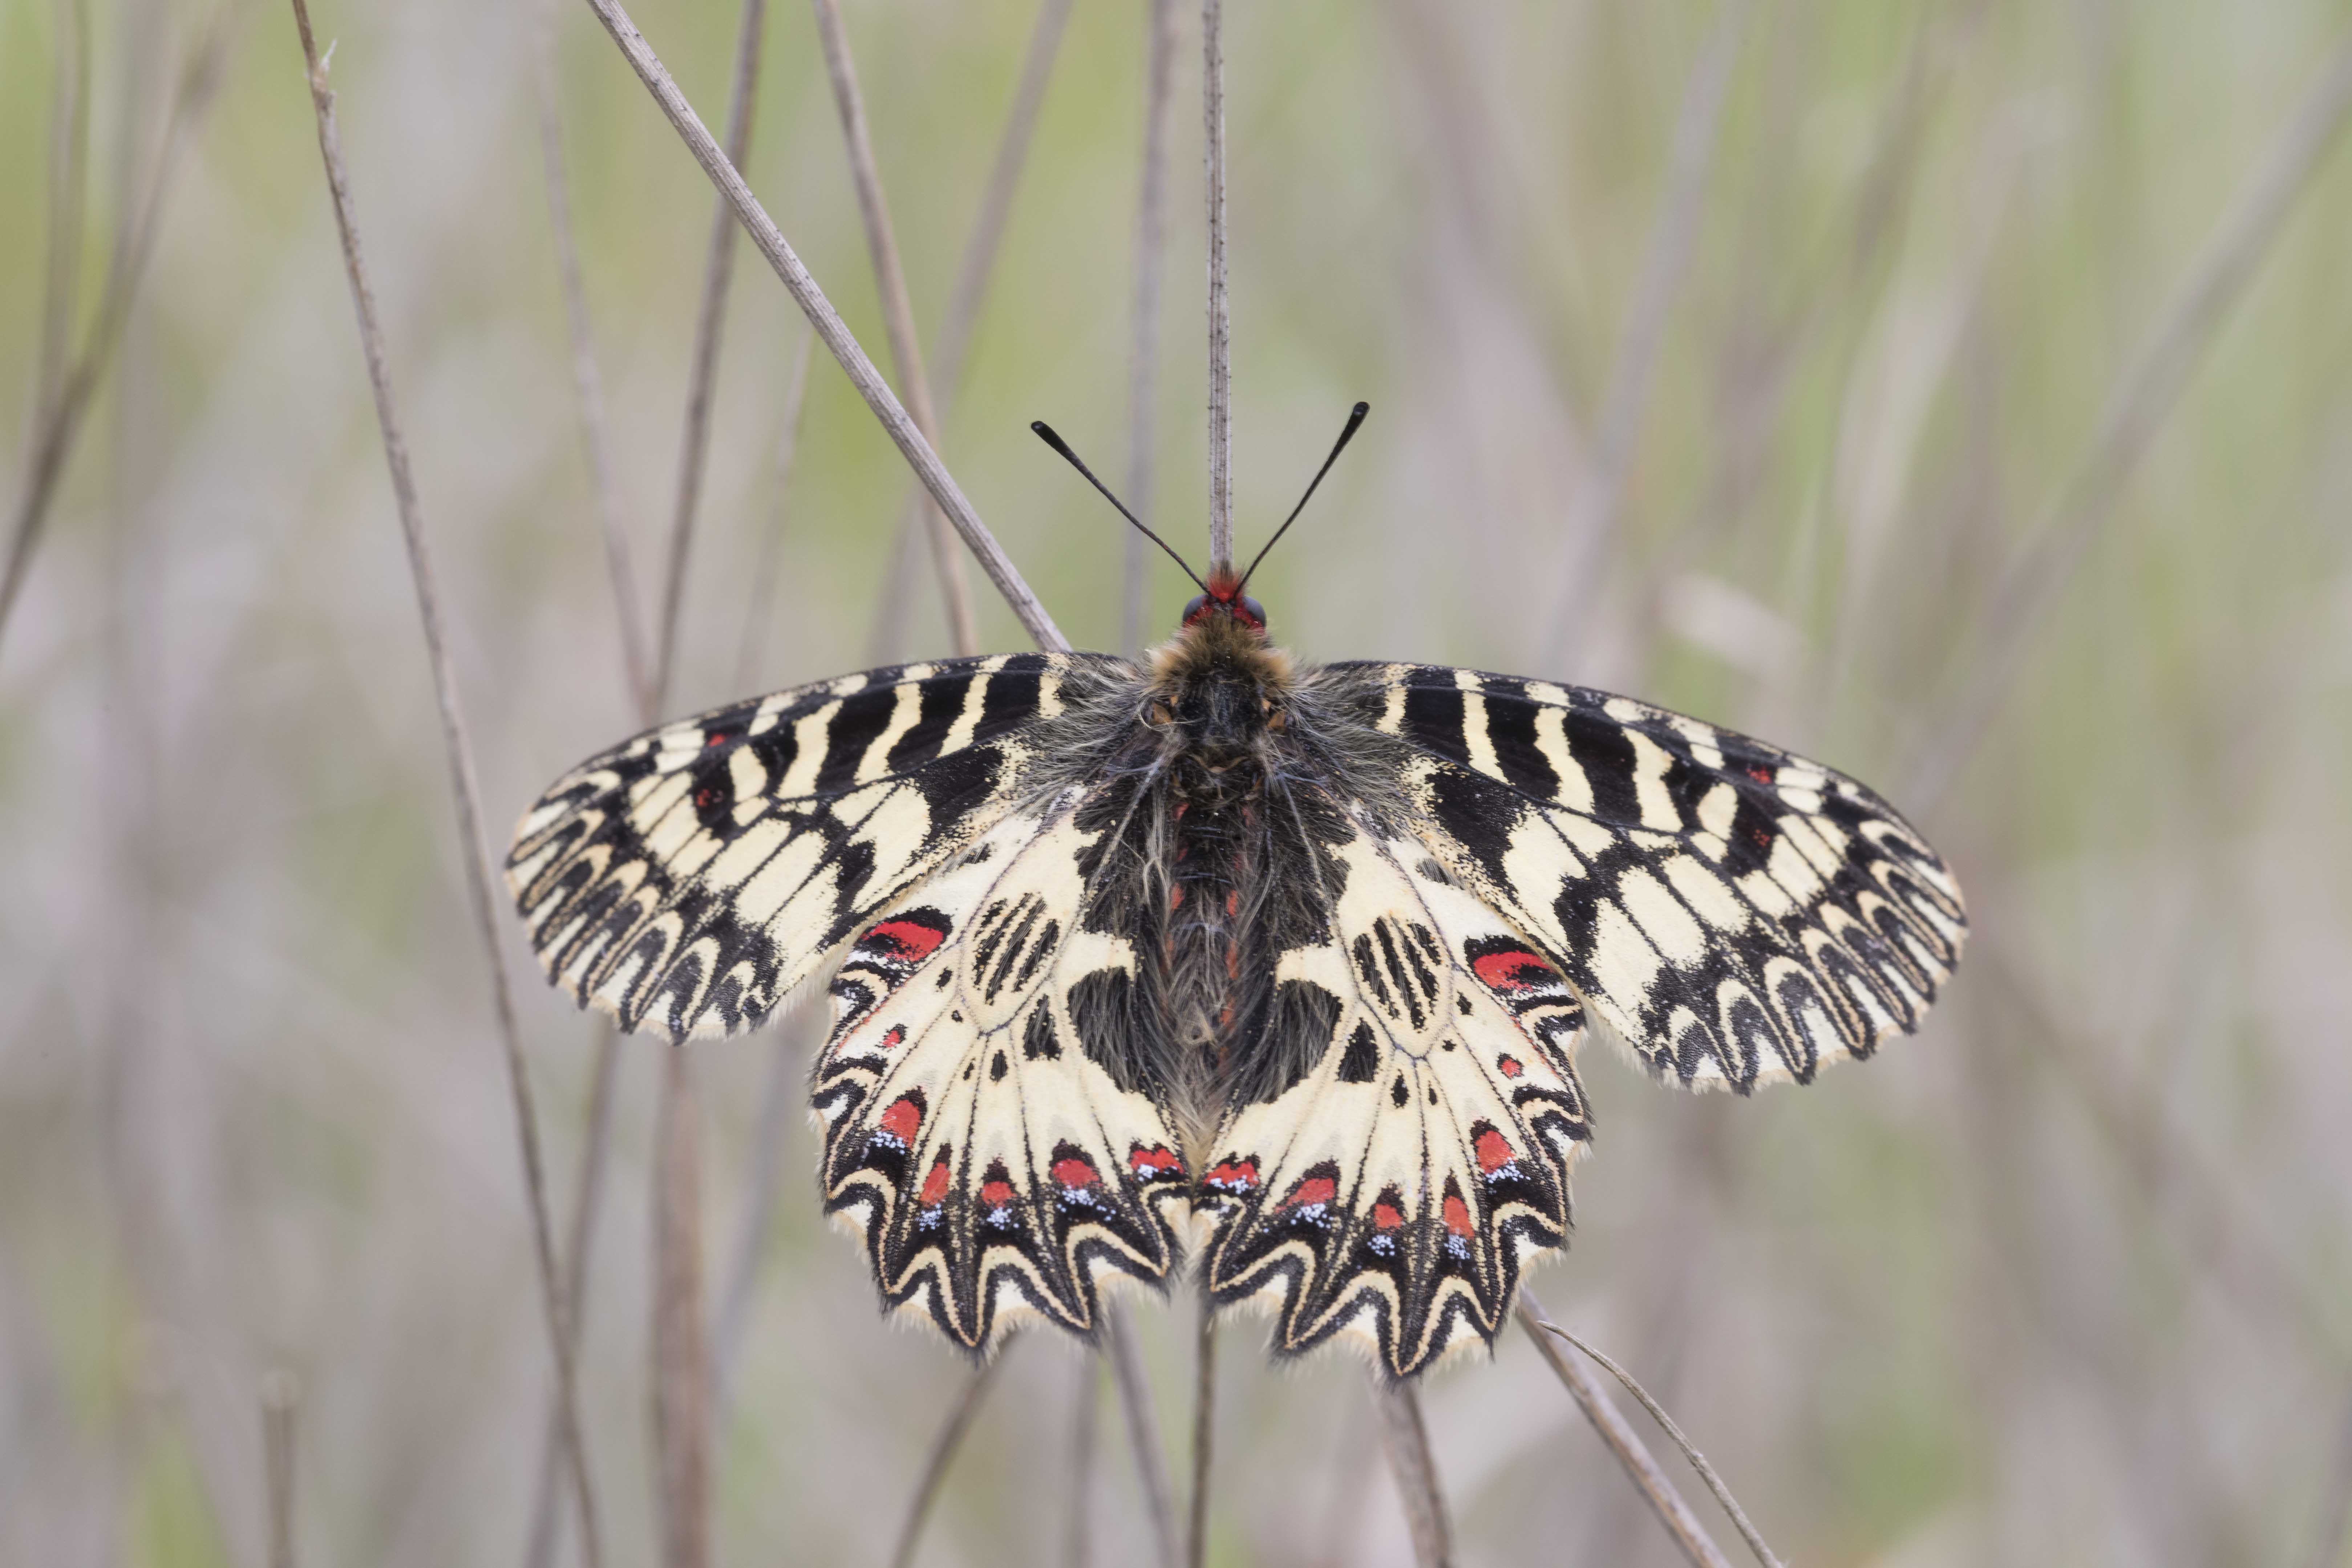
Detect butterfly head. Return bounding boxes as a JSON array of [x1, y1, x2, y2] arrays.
[[1179, 570, 1267, 637]]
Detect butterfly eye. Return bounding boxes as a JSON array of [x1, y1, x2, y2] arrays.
[[1180, 594, 1210, 628], [1236, 595, 1267, 632]]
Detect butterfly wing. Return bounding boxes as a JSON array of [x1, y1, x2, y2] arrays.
[[813, 790, 1191, 1352], [1346, 664, 1967, 1090], [1198, 812, 1591, 1378], [505, 654, 1119, 1039]]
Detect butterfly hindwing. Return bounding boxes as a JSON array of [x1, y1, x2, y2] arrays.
[[504, 654, 1114, 1038], [1348, 664, 1967, 1090], [1198, 815, 1591, 1378], [813, 793, 1190, 1351]]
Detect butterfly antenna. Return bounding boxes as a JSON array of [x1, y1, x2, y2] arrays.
[[1236, 401, 1370, 592], [1031, 421, 1210, 593]]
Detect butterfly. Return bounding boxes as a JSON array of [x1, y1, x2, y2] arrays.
[[503, 406, 1966, 1378]]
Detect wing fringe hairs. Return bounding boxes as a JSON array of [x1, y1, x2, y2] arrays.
[[504, 644, 1964, 1377]]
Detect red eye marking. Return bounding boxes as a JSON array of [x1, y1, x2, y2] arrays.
[[979, 1179, 1018, 1209], [1471, 949, 1551, 993], [1442, 1194, 1475, 1239], [877, 1096, 922, 1144], [1130, 1144, 1185, 1180], [1372, 1202, 1405, 1231], [1205, 1158, 1259, 1194], [918, 1158, 951, 1207], [864, 919, 948, 962], [1497, 1055, 1524, 1079], [1283, 1175, 1337, 1210], [1052, 1155, 1100, 1190], [1474, 1128, 1515, 1175]]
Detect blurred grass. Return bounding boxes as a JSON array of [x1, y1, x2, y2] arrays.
[[6, 0, 2352, 1564]]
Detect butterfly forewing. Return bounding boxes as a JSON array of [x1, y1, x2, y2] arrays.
[[1199, 814, 1591, 1378], [813, 792, 1189, 1350], [503, 653, 1114, 1039], [1345, 664, 1968, 1090]]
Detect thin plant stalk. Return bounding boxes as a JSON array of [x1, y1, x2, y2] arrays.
[[1200, 0, 1232, 575], [262, 1370, 297, 1568], [580, 0, 1068, 653], [1371, 1380, 1454, 1568], [652, 1044, 709, 1568], [1533, 1318, 1785, 1568], [1187, 1295, 1215, 1568], [735, 327, 818, 688], [654, 0, 768, 702], [1104, 1304, 1181, 1568], [524, 1022, 624, 1568], [866, 0, 1074, 664], [1124, 0, 1180, 653], [645, 9, 768, 1560], [35, 0, 92, 426], [888, 1350, 1012, 1568], [531, 0, 654, 719], [710, 1008, 810, 1421], [1543, 0, 1749, 671], [284, 10, 604, 1567], [0, 2, 232, 655], [809, 0, 979, 657], [1904, 24, 2352, 814], [1517, 1292, 1733, 1568]]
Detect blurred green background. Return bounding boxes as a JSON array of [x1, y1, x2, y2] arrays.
[[6, 0, 2352, 1563]]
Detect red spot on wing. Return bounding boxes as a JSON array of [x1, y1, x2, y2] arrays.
[[1205, 1158, 1259, 1194], [1130, 1144, 1185, 1181], [1745, 763, 1774, 785], [1474, 1128, 1515, 1175], [877, 1096, 922, 1144], [979, 1179, 1018, 1209], [1471, 948, 1553, 993], [865, 919, 948, 963], [880, 1025, 906, 1050], [1442, 1193, 1475, 1239], [704, 730, 733, 748], [1283, 1175, 1337, 1210], [918, 1157, 951, 1207], [1372, 1202, 1405, 1231], [1497, 1055, 1524, 1079], [1052, 1155, 1100, 1190]]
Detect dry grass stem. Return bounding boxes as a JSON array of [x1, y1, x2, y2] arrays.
[[1200, 0, 1232, 575], [532, 0, 653, 718], [1518, 1292, 1735, 1568], [262, 1369, 298, 1568], [1, 2, 231, 654], [1372, 1379, 1455, 1568], [1062, 1353, 1099, 1568], [1124, 0, 1181, 652], [525, 1022, 624, 1568], [35, 0, 91, 423], [1103, 1304, 1180, 1568], [581, 0, 1068, 652], [867, 0, 1074, 663], [711, 1012, 808, 1421], [1543, 0, 1749, 669], [887, 1349, 1012, 1568], [810, 0, 979, 657], [285, 11, 603, 1565], [1187, 1297, 1216, 1568], [1904, 25, 2352, 814], [735, 327, 818, 688], [1533, 1319, 1785, 1568], [652, 1046, 710, 1568], [655, 0, 768, 702]]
